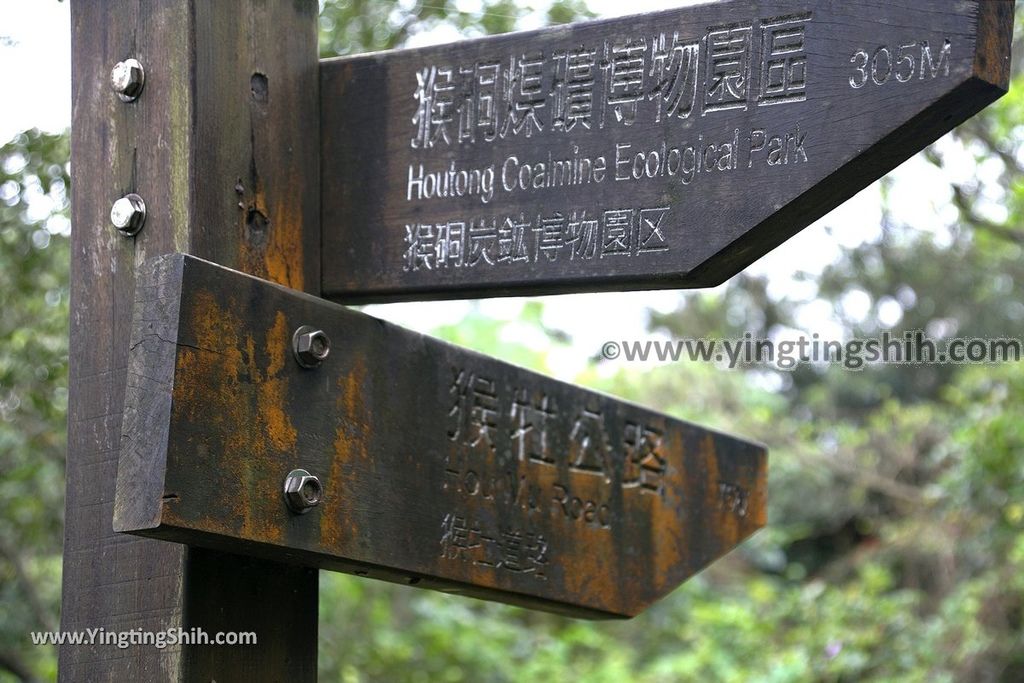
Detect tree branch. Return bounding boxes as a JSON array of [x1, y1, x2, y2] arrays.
[[781, 438, 931, 507], [958, 119, 1024, 177], [951, 184, 1024, 246]]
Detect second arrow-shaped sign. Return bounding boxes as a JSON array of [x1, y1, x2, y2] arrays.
[[114, 254, 765, 618]]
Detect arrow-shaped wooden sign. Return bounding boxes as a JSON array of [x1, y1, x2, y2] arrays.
[[114, 254, 766, 618], [320, 0, 1011, 301]]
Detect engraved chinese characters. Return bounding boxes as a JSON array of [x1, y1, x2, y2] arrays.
[[409, 13, 811, 148], [322, 0, 1004, 301], [401, 12, 812, 276], [441, 364, 668, 584], [443, 366, 669, 573], [402, 206, 671, 271]]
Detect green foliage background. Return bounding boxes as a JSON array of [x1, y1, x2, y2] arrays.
[[2, 2, 1024, 681]]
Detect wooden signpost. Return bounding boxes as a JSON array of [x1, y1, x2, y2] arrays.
[[321, 0, 1012, 301], [60, 0, 1012, 680], [62, 2, 321, 680]]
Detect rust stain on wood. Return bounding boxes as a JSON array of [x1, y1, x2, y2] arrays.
[[258, 311, 299, 454], [172, 290, 296, 546], [265, 188, 307, 291], [322, 359, 373, 551]]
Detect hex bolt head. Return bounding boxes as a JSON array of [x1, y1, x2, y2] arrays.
[[110, 58, 145, 101], [283, 469, 322, 514], [110, 194, 147, 236], [292, 325, 331, 369]]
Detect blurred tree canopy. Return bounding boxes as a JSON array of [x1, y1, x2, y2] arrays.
[[2, 2, 1024, 681], [0, 129, 69, 683]]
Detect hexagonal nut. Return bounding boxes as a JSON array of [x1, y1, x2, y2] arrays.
[[292, 326, 330, 368], [283, 469, 322, 514], [110, 194, 146, 236], [110, 59, 145, 101]]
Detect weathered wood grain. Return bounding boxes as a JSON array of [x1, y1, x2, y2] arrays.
[[62, 2, 319, 680], [320, 0, 1013, 302], [114, 254, 767, 619]]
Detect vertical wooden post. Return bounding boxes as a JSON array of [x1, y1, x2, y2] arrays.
[[61, 2, 320, 680]]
